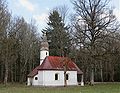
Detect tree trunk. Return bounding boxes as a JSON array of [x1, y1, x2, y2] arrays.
[[100, 61, 103, 82], [84, 67, 89, 83], [109, 63, 114, 82], [81, 74, 84, 86], [64, 65, 67, 87], [100, 68, 103, 82], [20, 69, 25, 83], [90, 65, 94, 85], [4, 42, 9, 85], [11, 64, 14, 83], [4, 59, 8, 85], [0, 63, 4, 82]]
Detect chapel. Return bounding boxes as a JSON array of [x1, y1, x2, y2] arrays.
[[27, 32, 84, 86]]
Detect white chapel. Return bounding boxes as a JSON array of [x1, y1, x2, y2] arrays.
[[27, 32, 84, 86]]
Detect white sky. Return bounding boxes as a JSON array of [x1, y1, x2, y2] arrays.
[[7, 0, 120, 34]]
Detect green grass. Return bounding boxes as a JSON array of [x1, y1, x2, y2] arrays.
[[0, 83, 120, 93]]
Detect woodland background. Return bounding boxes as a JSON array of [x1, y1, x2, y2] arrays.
[[0, 0, 120, 85]]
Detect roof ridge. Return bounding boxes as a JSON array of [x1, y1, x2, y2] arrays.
[[48, 56, 63, 58]]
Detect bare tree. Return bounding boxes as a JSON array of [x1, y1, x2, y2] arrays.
[[62, 57, 70, 87], [72, 0, 118, 85], [0, 0, 11, 85], [54, 5, 69, 23], [0, 0, 40, 84]]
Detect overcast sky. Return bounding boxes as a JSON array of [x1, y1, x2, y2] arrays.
[[7, 0, 120, 34]]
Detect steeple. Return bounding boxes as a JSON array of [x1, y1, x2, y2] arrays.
[[40, 32, 49, 65], [40, 32, 49, 51]]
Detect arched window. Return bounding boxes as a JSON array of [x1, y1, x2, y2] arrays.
[[46, 52, 47, 55], [55, 73, 59, 80], [66, 74, 69, 80]]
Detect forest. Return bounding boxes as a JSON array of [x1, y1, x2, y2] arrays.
[[0, 0, 120, 85]]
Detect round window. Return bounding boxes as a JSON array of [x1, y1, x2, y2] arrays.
[[35, 77, 38, 80]]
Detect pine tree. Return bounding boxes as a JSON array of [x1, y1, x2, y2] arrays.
[[45, 10, 70, 57]]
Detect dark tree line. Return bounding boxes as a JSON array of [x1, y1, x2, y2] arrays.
[[1, 0, 120, 85], [0, 0, 40, 84]]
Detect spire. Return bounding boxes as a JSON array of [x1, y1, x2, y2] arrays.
[[40, 31, 49, 65], [40, 32, 49, 51], [42, 32, 47, 42]]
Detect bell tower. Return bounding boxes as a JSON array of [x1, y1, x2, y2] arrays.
[[40, 32, 49, 65]]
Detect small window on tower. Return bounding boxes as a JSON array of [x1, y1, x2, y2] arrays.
[[46, 52, 47, 55]]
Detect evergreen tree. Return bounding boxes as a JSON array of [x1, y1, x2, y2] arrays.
[[45, 10, 70, 57]]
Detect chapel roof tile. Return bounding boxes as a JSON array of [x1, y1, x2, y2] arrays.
[[28, 56, 83, 77]]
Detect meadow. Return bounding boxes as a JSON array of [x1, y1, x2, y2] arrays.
[[0, 83, 120, 93]]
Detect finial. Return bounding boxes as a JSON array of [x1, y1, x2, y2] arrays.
[[41, 31, 47, 42], [42, 31, 46, 36]]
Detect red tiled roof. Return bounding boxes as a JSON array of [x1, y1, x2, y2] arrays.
[[28, 56, 83, 77], [27, 65, 41, 77]]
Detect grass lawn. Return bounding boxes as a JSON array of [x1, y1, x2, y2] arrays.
[[0, 83, 120, 93]]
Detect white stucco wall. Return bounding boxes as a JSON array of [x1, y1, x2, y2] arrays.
[[66, 71, 78, 85], [32, 74, 39, 86], [38, 71, 44, 85], [43, 70, 78, 86], [27, 77, 33, 86], [31, 71, 44, 86], [29, 70, 78, 86], [43, 71, 64, 86]]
